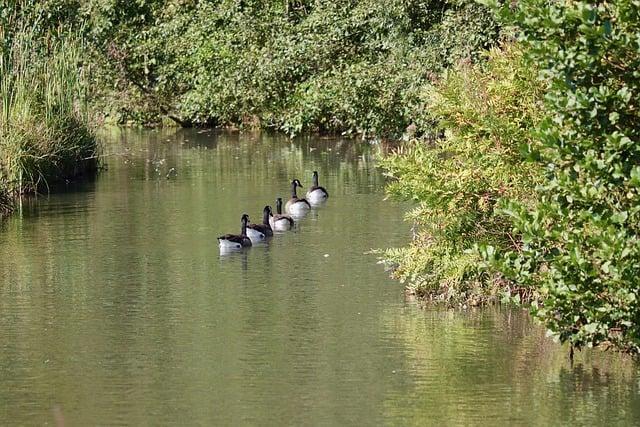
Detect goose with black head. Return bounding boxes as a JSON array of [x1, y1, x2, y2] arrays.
[[218, 214, 252, 249], [306, 170, 329, 205], [247, 205, 273, 240], [285, 179, 311, 215], [270, 197, 294, 231]]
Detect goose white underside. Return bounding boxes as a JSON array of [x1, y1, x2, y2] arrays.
[[246, 228, 266, 242], [286, 201, 310, 216], [306, 189, 328, 205], [272, 217, 293, 231], [218, 239, 243, 250]]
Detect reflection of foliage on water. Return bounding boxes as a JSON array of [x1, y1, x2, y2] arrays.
[[0, 130, 409, 424], [97, 128, 391, 196], [380, 306, 640, 425], [0, 188, 12, 216]]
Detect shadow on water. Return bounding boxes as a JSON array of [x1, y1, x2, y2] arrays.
[[0, 128, 638, 425]]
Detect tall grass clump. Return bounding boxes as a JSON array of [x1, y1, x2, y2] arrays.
[[0, 10, 97, 195], [379, 44, 545, 304]]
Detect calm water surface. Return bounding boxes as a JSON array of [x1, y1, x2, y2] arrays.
[[1, 129, 639, 426]]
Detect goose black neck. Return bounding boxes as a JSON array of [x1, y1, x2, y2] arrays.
[[263, 207, 270, 225], [276, 198, 283, 214], [313, 172, 319, 187], [241, 217, 248, 236], [291, 181, 298, 198]]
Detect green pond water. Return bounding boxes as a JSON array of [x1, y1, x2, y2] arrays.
[[1, 129, 639, 426]]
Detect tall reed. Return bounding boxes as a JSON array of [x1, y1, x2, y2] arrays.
[[0, 7, 97, 195]]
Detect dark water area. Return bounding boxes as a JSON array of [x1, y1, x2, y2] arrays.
[[1, 129, 638, 425]]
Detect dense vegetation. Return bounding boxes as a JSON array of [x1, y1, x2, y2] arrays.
[[0, 187, 11, 216], [0, 0, 500, 214], [486, 0, 640, 354], [1, 0, 638, 356], [379, 44, 544, 304], [27, 0, 499, 136], [0, 3, 97, 196], [380, 0, 640, 355]]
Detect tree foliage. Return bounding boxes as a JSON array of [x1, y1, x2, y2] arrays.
[[486, 0, 640, 354], [23, 0, 499, 136]]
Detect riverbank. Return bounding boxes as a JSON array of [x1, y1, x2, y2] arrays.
[[378, 43, 544, 306], [0, 6, 98, 210], [0, 116, 98, 195], [379, 0, 640, 356]]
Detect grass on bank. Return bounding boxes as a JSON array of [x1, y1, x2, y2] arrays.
[[378, 43, 545, 305], [0, 14, 97, 197]]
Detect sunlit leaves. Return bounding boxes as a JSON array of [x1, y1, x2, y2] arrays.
[[491, 0, 640, 354], [379, 45, 544, 301]]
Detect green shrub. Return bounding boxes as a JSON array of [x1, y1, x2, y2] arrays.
[[486, 0, 640, 354], [379, 44, 544, 302], [3, 1, 500, 136], [73, 0, 500, 136]]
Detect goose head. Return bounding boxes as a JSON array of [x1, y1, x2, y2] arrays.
[[262, 205, 272, 224]]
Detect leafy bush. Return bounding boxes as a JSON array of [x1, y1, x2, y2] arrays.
[[379, 44, 544, 302], [68, 0, 499, 136], [486, 0, 640, 354], [2, 1, 500, 136]]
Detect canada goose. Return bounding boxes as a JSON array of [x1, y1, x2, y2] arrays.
[[306, 171, 329, 204], [218, 213, 252, 249], [270, 197, 294, 231], [247, 205, 273, 239], [285, 179, 311, 215]]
